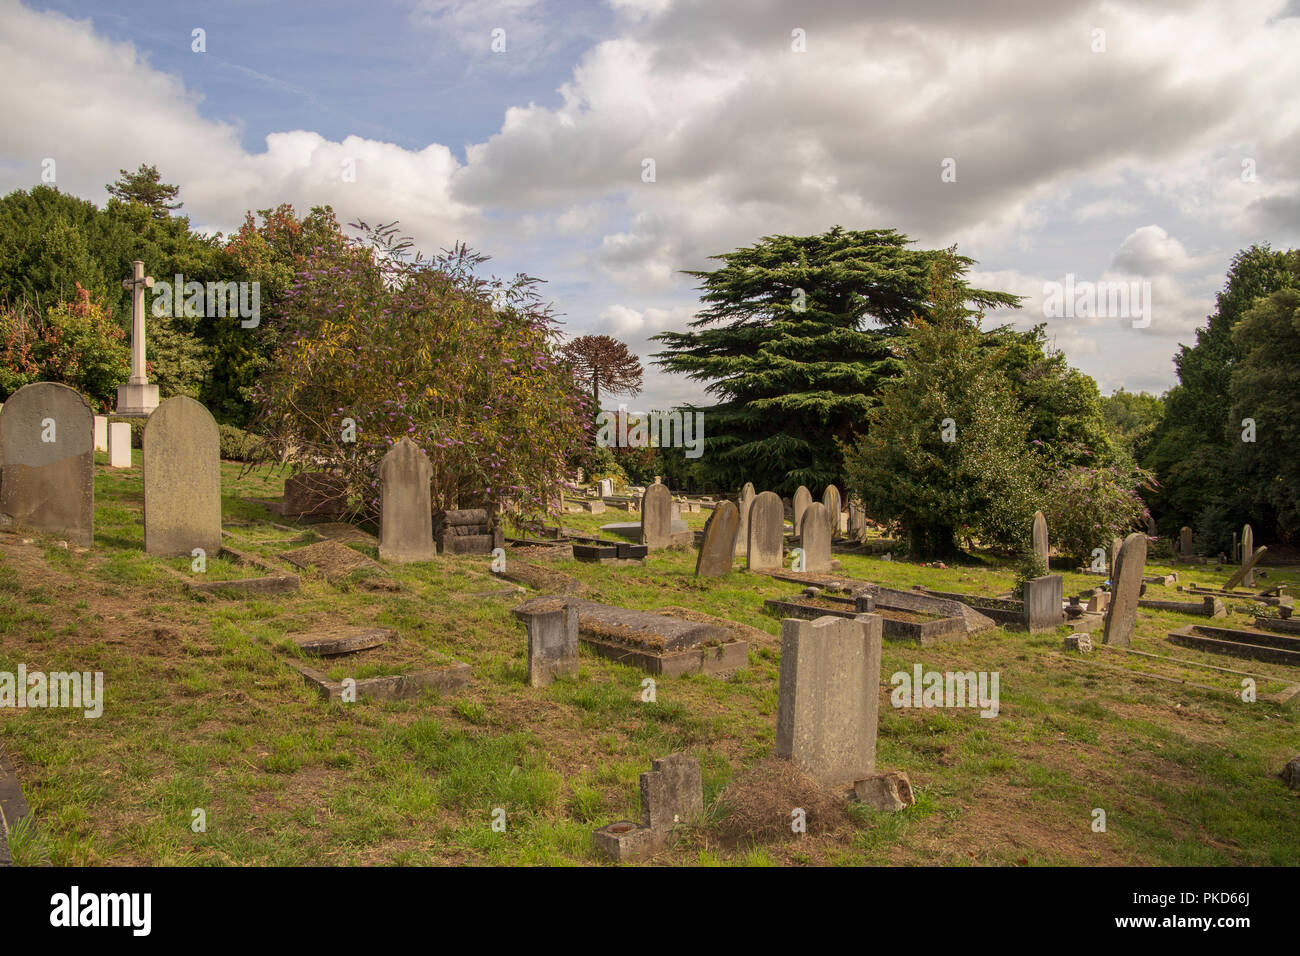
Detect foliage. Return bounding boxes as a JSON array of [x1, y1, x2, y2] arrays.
[[1101, 387, 1165, 464], [1011, 551, 1049, 600], [1039, 464, 1153, 562], [106, 164, 183, 219], [217, 424, 267, 463], [840, 261, 1042, 559], [652, 227, 1021, 494], [563, 334, 642, 406], [252, 222, 587, 520], [0, 284, 129, 411]]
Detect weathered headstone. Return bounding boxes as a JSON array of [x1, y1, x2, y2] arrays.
[[1102, 532, 1148, 647], [143, 396, 221, 557], [746, 491, 784, 571], [1111, 537, 1123, 573], [513, 599, 579, 687], [822, 485, 842, 540], [799, 501, 832, 574], [598, 478, 614, 498], [695, 500, 739, 577], [1224, 545, 1267, 591], [116, 259, 159, 417], [377, 438, 434, 563], [1145, 514, 1157, 537], [776, 613, 882, 787], [593, 753, 703, 862], [640, 483, 672, 550], [792, 486, 812, 538], [849, 499, 866, 538], [108, 422, 132, 468], [0, 382, 94, 546], [93, 415, 108, 452], [1179, 526, 1192, 561], [735, 482, 755, 558], [1031, 510, 1049, 568], [1241, 524, 1255, 587], [1023, 575, 1064, 632]]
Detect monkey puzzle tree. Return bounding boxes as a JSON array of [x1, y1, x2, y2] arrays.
[[563, 334, 643, 407]]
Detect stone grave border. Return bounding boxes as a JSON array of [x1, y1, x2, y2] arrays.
[[762, 592, 965, 646], [160, 543, 300, 597], [1169, 623, 1300, 669], [285, 654, 471, 703]]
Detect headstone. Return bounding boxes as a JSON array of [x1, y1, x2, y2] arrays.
[[799, 501, 832, 574], [108, 422, 132, 468], [1023, 575, 1064, 632], [1031, 510, 1049, 568], [821, 485, 842, 540], [0, 382, 94, 546], [1241, 524, 1255, 587], [598, 478, 614, 498], [695, 499, 739, 577], [849, 500, 866, 538], [792, 486, 812, 538], [592, 753, 703, 862], [1224, 545, 1267, 591], [513, 599, 579, 687], [640, 483, 672, 550], [1179, 526, 1192, 560], [1145, 514, 1157, 537], [1111, 537, 1123, 572], [746, 491, 784, 571], [143, 396, 221, 557], [93, 415, 108, 452], [735, 482, 755, 558], [116, 259, 160, 417], [1102, 532, 1148, 647], [776, 613, 883, 787], [377, 438, 434, 563]]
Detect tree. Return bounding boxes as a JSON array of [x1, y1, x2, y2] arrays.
[[1229, 288, 1300, 541], [840, 262, 1042, 559], [252, 222, 587, 519], [563, 334, 642, 406], [652, 227, 1020, 494], [1101, 388, 1164, 464], [106, 164, 183, 219]]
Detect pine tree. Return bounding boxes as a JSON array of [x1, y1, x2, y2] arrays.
[[651, 226, 1020, 494], [106, 164, 183, 219]]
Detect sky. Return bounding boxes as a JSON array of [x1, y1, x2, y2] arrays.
[[2, 0, 1298, 410]]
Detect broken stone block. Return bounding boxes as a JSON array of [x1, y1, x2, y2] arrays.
[[1282, 756, 1300, 790], [853, 770, 914, 812], [1064, 633, 1093, 652], [512, 599, 579, 687], [593, 753, 703, 863]]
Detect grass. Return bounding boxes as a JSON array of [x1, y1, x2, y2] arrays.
[[0, 461, 1296, 865]]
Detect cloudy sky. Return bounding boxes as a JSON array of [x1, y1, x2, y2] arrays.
[[3, 0, 1298, 408]]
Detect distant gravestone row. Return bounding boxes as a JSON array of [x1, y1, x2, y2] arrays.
[[688, 482, 848, 577]]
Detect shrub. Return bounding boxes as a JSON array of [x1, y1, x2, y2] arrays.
[[1040, 464, 1152, 563], [218, 424, 266, 462]]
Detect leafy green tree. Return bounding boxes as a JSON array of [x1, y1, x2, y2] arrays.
[[1101, 388, 1164, 463], [106, 164, 183, 219], [841, 264, 1043, 559], [1229, 288, 1300, 540], [652, 227, 1020, 494]]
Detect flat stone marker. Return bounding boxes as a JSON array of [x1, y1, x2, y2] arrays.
[[1241, 524, 1255, 587], [822, 485, 841, 539], [792, 486, 812, 538], [735, 482, 755, 558], [799, 501, 832, 574], [641, 483, 672, 550], [1032, 510, 1049, 568], [1103, 532, 1148, 647], [93, 415, 108, 452], [695, 499, 739, 577], [0, 382, 94, 546], [108, 421, 132, 468], [143, 396, 221, 557], [377, 438, 435, 563], [776, 613, 882, 787], [746, 491, 784, 571], [1023, 574, 1063, 632], [1224, 545, 1267, 591], [513, 598, 579, 687], [280, 539, 383, 583], [293, 626, 391, 657]]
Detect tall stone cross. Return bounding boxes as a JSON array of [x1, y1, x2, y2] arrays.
[[116, 260, 160, 417]]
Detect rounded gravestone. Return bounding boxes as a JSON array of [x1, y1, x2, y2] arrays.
[[747, 491, 785, 571], [1031, 510, 1049, 568], [378, 438, 435, 563], [1102, 532, 1148, 647], [800, 501, 832, 573], [640, 483, 673, 551], [143, 396, 221, 556], [792, 486, 812, 539], [695, 500, 739, 577], [1241, 523, 1255, 586], [0, 382, 93, 546], [822, 485, 842, 540], [735, 482, 755, 558]]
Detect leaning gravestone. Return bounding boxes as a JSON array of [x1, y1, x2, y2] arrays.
[[735, 482, 755, 558], [822, 485, 842, 540], [792, 486, 812, 539], [640, 483, 673, 550], [1103, 532, 1148, 647], [776, 613, 883, 787], [746, 491, 784, 571], [695, 499, 739, 577], [799, 501, 832, 573], [377, 438, 434, 563], [1241, 524, 1255, 587], [143, 396, 221, 557], [1224, 545, 1267, 591], [0, 382, 93, 546], [1032, 510, 1049, 568]]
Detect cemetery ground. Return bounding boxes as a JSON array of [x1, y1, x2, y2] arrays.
[[0, 457, 1297, 867]]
